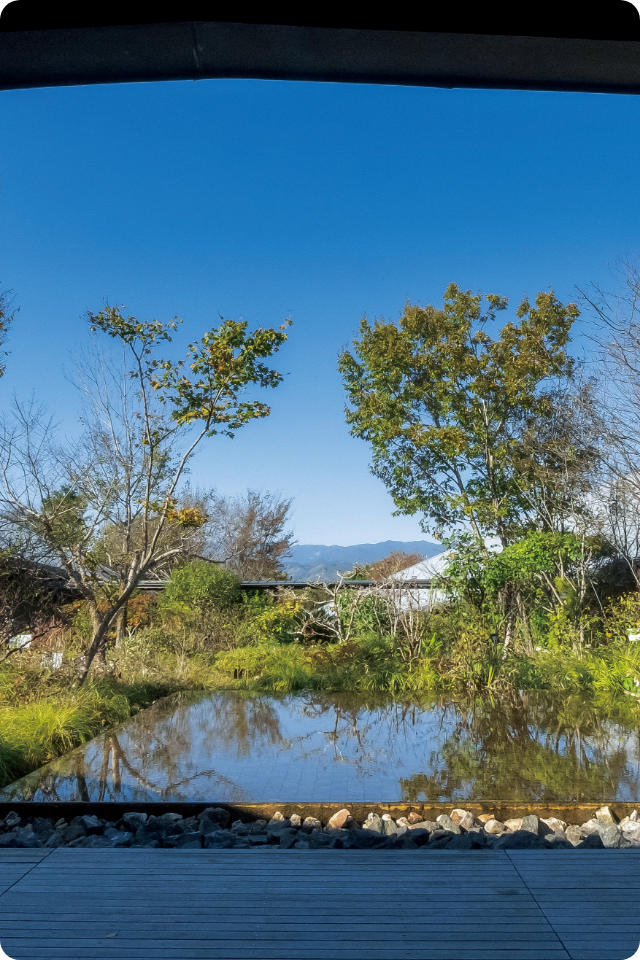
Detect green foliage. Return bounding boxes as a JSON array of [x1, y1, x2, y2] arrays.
[[482, 531, 596, 595], [510, 643, 640, 700], [98, 310, 294, 437], [216, 638, 443, 696], [339, 283, 578, 544], [167, 319, 290, 435], [0, 668, 131, 788], [159, 561, 242, 615], [602, 593, 640, 644], [216, 644, 322, 692], [248, 596, 302, 644], [38, 487, 88, 550], [439, 534, 496, 608]]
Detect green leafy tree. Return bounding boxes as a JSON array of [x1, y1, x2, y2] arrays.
[[483, 530, 605, 649], [441, 530, 605, 652], [338, 283, 578, 547], [0, 308, 290, 681]]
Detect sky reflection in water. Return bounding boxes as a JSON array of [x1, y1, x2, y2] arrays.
[[3, 690, 640, 802]]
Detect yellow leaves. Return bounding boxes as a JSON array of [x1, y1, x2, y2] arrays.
[[166, 505, 208, 529]]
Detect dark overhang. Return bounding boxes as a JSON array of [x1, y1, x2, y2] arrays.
[[2, 2, 640, 94]]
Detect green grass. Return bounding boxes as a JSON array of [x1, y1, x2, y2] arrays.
[[510, 642, 640, 697], [0, 651, 201, 789], [214, 636, 640, 706]]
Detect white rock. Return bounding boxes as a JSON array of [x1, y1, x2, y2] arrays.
[[580, 819, 602, 835], [484, 819, 506, 835], [541, 817, 567, 832], [302, 816, 321, 829], [327, 809, 352, 830], [595, 805, 617, 824], [503, 818, 523, 832], [621, 822, 640, 840], [450, 809, 475, 831]]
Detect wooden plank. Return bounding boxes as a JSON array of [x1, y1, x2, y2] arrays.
[[1, 907, 545, 920], [0, 849, 51, 870], [0, 921, 563, 931], [0, 931, 563, 942], [0, 950, 570, 960], [0, 855, 47, 900], [563, 952, 640, 960], [560, 944, 640, 960]]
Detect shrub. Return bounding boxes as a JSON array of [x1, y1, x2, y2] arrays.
[[336, 591, 390, 637], [249, 596, 303, 644], [159, 561, 242, 617]]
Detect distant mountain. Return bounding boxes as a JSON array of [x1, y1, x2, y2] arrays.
[[282, 539, 443, 582]]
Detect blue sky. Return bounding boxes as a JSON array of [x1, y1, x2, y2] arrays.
[[1, 79, 639, 544]]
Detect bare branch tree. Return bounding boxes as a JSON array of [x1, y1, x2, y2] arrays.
[[0, 285, 16, 380], [0, 306, 290, 681], [200, 489, 294, 581], [580, 261, 640, 580]]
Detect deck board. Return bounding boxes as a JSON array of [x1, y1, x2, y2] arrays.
[[506, 850, 640, 960], [0, 848, 637, 959], [0, 851, 50, 898]]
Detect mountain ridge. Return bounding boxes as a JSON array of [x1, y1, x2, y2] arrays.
[[282, 539, 442, 581]]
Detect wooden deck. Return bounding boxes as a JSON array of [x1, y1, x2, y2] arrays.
[[0, 848, 639, 960]]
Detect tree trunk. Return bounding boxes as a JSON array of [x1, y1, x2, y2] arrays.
[[77, 617, 112, 685], [115, 595, 128, 648]]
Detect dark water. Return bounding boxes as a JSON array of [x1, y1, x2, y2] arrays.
[[2, 690, 640, 802]]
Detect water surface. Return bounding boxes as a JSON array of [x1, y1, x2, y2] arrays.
[[2, 690, 640, 802]]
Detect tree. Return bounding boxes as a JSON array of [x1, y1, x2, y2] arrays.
[[0, 286, 16, 380], [201, 489, 294, 580], [348, 550, 422, 581], [580, 260, 640, 581], [0, 307, 290, 681], [481, 530, 605, 651], [338, 283, 579, 547], [510, 378, 601, 536]]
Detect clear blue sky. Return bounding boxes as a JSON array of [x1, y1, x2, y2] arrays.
[[1, 79, 639, 544]]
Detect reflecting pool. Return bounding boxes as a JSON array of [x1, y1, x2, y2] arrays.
[[2, 690, 640, 802]]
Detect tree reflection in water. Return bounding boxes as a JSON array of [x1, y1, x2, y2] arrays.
[[397, 693, 640, 802], [283, 692, 640, 801], [2, 689, 640, 802]]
